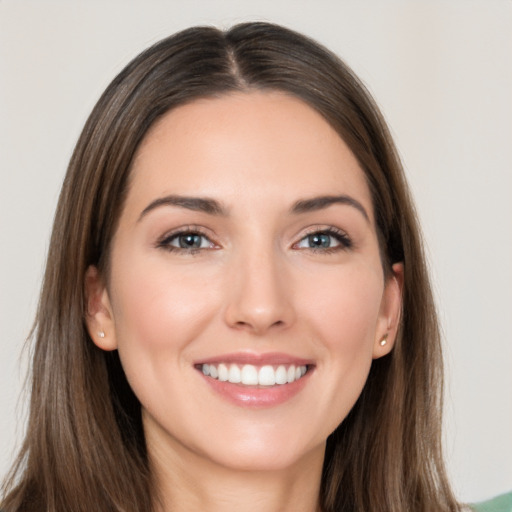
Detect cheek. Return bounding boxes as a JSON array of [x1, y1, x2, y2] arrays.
[[107, 255, 224, 428], [308, 269, 383, 421], [109, 254, 220, 362], [302, 265, 384, 349]]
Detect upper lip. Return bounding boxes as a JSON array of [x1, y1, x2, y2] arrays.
[[195, 351, 314, 366]]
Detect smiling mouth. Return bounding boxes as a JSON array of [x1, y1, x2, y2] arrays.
[[198, 363, 310, 387]]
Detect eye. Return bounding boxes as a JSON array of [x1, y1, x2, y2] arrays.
[[294, 229, 352, 252], [157, 229, 217, 253]]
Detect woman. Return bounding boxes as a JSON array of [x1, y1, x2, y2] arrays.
[[1, 22, 507, 512]]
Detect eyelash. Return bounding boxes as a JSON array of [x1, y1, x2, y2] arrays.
[[293, 227, 353, 253], [156, 226, 217, 255], [156, 226, 353, 255]]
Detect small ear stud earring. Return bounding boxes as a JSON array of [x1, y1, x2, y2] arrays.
[[379, 335, 388, 346], [98, 331, 105, 338]]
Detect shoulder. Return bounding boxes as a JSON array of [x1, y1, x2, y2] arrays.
[[469, 491, 512, 512]]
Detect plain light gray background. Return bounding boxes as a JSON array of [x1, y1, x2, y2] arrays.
[[1, 0, 511, 503]]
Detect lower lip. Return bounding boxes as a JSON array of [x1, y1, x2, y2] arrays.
[[199, 370, 312, 408]]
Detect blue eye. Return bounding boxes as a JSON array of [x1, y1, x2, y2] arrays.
[[295, 229, 352, 251], [174, 233, 207, 249], [304, 233, 333, 248], [158, 231, 215, 252]]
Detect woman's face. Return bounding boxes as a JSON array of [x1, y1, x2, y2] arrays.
[[87, 91, 402, 473]]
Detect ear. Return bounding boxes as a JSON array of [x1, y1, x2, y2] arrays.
[[84, 265, 117, 351], [372, 262, 404, 359]]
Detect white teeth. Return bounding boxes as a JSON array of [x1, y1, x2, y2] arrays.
[[201, 363, 308, 386], [258, 365, 276, 386], [241, 365, 259, 385], [218, 363, 228, 382], [275, 365, 287, 385], [228, 364, 241, 383]]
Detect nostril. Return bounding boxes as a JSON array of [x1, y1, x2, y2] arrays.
[[224, 281, 296, 333], [232, 318, 286, 333]]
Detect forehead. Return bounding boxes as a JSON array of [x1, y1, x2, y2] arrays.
[[128, 91, 373, 219]]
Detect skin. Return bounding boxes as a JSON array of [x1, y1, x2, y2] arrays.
[[86, 91, 403, 512]]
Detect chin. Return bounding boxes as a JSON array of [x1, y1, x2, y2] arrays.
[[196, 432, 326, 473]]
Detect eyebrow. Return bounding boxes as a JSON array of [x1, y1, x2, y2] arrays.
[[138, 195, 228, 221], [138, 193, 369, 222], [291, 195, 370, 222]]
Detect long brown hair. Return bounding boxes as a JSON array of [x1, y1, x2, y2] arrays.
[[2, 22, 460, 512]]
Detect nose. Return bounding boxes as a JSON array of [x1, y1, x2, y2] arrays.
[[224, 247, 295, 335]]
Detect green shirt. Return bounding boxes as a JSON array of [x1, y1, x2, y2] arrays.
[[472, 491, 512, 512]]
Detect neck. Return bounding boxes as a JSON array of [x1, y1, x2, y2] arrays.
[[148, 431, 324, 512]]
